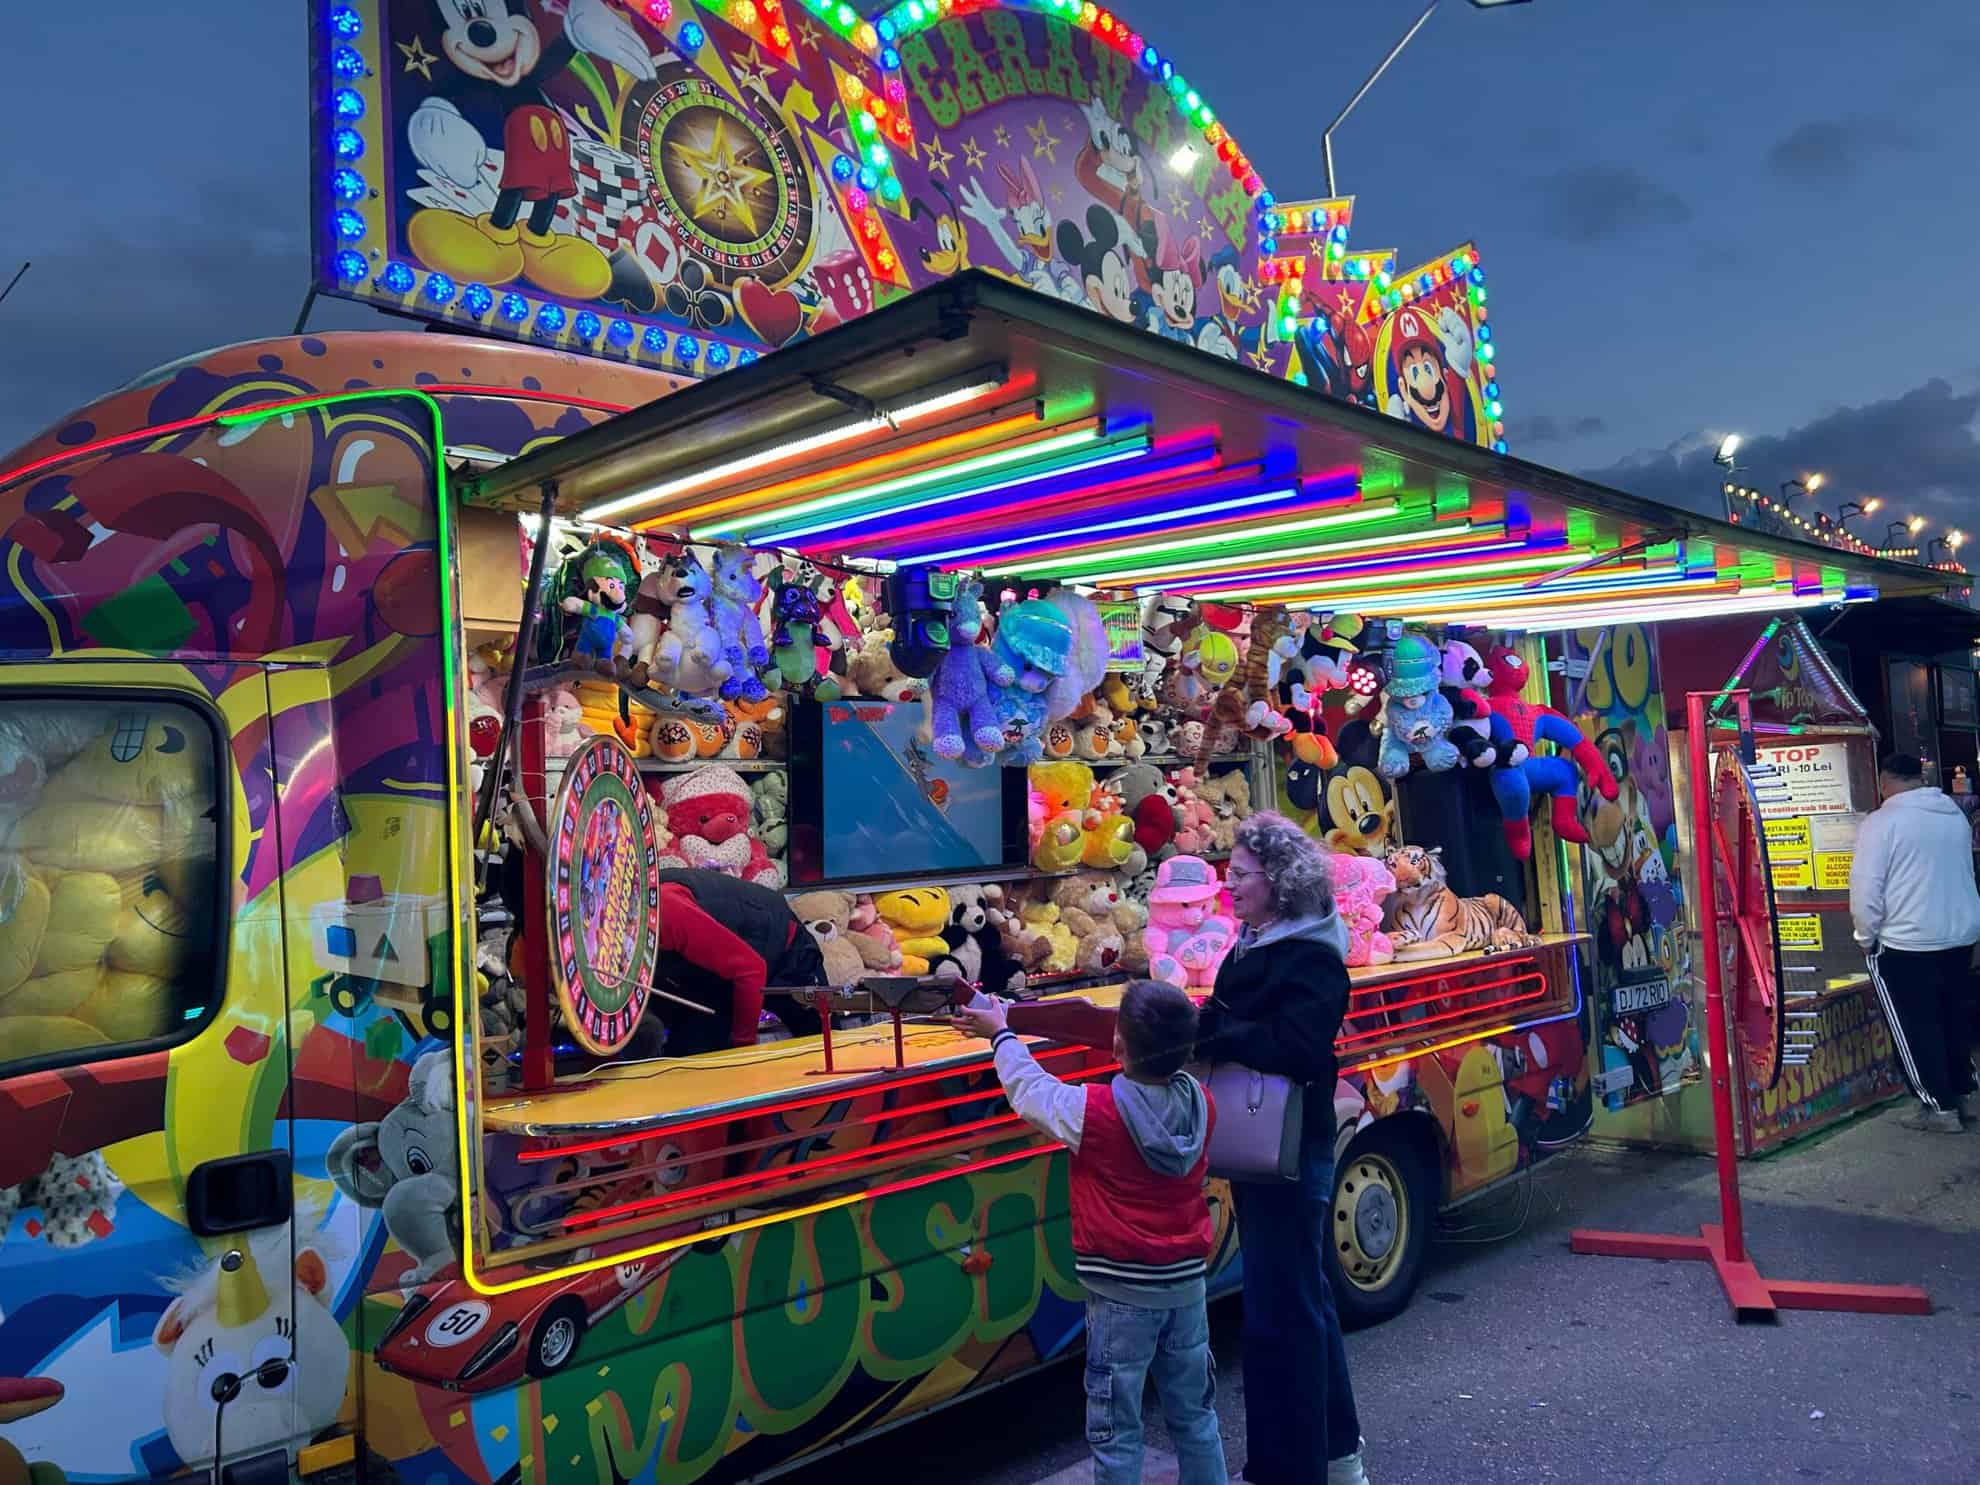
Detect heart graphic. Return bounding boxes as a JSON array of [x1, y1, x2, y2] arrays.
[[734, 276, 805, 347]]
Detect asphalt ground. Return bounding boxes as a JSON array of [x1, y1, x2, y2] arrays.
[[821, 1099, 1980, 1484]]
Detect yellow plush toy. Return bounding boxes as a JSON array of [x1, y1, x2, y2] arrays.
[[872, 887, 953, 976]]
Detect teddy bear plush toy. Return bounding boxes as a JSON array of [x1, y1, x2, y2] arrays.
[[788, 891, 869, 987], [1377, 632, 1461, 778], [1142, 855, 1236, 989], [656, 765, 782, 885], [1330, 851, 1398, 967], [1052, 877, 1127, 976]]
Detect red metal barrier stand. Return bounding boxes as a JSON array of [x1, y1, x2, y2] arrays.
[[1568, 688, 1930, 1322]]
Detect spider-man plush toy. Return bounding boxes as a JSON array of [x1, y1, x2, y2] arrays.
[[1480, 642, 1619, 858]]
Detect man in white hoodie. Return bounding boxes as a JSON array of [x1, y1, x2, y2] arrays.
[[1850, 753, 1980, 1133]]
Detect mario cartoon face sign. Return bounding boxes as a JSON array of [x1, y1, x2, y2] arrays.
[[1378, 302, 1482, 445]]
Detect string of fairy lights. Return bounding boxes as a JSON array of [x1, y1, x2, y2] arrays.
[[1722, 477, 1967, 580]]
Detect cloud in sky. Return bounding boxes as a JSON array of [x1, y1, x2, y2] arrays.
[[1579, 378, 1980, 527], [1765, 115, 1923, 186], [1530, 164, 1692, 244]]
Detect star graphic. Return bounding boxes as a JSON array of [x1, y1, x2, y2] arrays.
[[1026, 117, 1062, 164], [924, 137, 956, 178], [961, 136, 987, 170], [993, 124, 1011, 148], [733, 44, 772, 95], [797, 18, 821, 48], [669, 116, 775, 234], [398, 36, 437, 79]]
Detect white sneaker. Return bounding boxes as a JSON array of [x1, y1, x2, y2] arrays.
[[1327, 1441, 1370, 1485]]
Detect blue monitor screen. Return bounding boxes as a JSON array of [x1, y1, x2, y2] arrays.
[[789, 699, 1019, 883]]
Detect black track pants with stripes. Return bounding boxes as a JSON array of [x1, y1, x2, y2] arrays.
[[1866, 945, 1978, 1112]]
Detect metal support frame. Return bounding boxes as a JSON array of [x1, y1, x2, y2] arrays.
[[1568, 687, 1931, 1321]]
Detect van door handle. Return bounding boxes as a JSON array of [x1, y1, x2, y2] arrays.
[[186, 1151, 293, 1237]]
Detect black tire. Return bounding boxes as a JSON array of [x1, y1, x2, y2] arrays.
[[327, 977, 364, 1018], [1324, 1119, 1435, 1329], [525, 1297, 587, 1378]]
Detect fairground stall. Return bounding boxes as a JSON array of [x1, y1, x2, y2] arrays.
[[0, 1, 1960, 1482]]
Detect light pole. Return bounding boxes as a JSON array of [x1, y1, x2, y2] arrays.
[[1323, 0, 1534, 198], [1713, 434, 1742, 522]]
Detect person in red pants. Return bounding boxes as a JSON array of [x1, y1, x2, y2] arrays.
[[1851, 753, 1980, 1133]]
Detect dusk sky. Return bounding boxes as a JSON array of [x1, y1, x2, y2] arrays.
[[4, 0, 1978, 531]]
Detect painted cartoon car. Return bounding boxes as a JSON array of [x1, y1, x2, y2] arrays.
[[375, 1228, 698, 1390]]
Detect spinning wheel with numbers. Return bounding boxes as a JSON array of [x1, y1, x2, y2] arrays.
[[1709, 750, 1789, 1089]]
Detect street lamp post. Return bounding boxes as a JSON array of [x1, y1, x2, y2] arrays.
[[1322, 0, 1534, 198]]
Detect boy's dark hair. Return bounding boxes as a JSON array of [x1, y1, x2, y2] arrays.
[[1117, 978, 1199, 1079]]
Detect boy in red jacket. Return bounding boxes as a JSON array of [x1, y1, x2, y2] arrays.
[[953, 980, 1228, 1485]]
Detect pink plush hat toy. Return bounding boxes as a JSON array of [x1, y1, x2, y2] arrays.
[[1149, 854, 1223, 905]]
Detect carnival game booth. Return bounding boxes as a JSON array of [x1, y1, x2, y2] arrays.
[[447, 272, 1948, 1331]]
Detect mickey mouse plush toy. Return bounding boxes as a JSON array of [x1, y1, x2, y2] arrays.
[[407, 0, 655, 299]]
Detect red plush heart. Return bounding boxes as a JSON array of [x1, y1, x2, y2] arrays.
[[734, 276, 805, 347]]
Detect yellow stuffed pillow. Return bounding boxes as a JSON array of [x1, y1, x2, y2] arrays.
[[0, 861, 51, 996], [0, 1015, 107, 1063], [33, 871, 121, 975], [17, 802, 164, 873], [79, 970, 180, 1044], [1, 967, 101, 1020], [108, 878, 194, 980]]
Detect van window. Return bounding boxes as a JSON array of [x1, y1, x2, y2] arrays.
[[0, 698, 223, 1075]]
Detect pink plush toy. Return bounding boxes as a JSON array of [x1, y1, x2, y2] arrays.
[[1166, 767, 1217, 855], [1143, 855, 1236, 989], [1330, 850, 1397, 968]]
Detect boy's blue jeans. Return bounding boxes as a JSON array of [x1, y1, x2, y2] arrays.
[[1084, 1295, 1230, 1485]]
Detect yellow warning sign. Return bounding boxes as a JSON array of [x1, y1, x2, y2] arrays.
[[1764, 816, 1812, 853], [1778, 914, 1823, 950]]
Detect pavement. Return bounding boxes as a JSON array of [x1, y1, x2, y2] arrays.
[[825, 1099, 1980, 1484]]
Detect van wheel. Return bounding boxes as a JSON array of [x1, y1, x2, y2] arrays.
[[1324, 1122, 1433, 1329], [526, 1298, 587, 1377]]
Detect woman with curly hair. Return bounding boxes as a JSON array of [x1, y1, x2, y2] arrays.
[[1195, 810, 1367, 1485]]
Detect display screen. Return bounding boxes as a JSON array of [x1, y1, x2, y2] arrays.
[[788, 699, 1023, 884]]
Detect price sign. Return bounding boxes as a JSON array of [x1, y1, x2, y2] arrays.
[[1756, 744, 1852, 815]]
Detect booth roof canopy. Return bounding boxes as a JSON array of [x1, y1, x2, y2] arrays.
[[462, 273, 1955, 630]]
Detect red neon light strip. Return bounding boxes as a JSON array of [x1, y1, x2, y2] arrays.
[[816, 446, 1243, 560], [1341, 970, 1546, 1024], [514, 1043, 1098, 1162], [1346, 956, 1539, 1001], [1334, 976, 1549, 1050], [561, 1108, 1037, 1228], [0, 384, 636, 493]]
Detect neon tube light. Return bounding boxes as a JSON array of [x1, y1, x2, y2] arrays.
[[652, 408, 1051, 529], [981, 500, 1404, 579], [786, 435, 1216, 553], [834, 453, 1262, 562], [582, 375, 1010, 522], [899, 483, 1306, 566], [696, 423, 1126, 540], [742, 431, 1154, 545]]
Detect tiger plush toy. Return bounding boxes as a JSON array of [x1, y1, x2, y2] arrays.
[[1380, 843, 1536, 960]]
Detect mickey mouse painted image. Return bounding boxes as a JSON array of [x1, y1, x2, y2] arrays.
[[405, 0, 656, 298], [1057, 204, 1148, 326]]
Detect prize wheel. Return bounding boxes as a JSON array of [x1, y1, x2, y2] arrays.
[[546, 736, 664, 1057], [1710, 750, 1787, 1089]]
